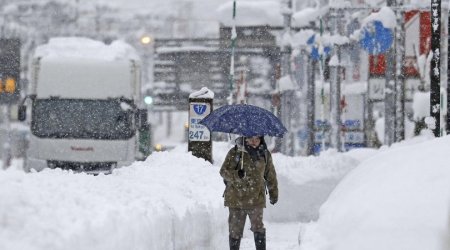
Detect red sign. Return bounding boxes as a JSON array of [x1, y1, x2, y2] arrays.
[[368, 10, 431, 78]]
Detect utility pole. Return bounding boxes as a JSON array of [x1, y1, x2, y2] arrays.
[[329, 8, 344, 152], [447, 6, 450, 135], [297, 48, 308, 155], [306, 58, 316, 155], [281, 0, 292, 76], [384, 0, 396, 146], [430, 0, 441, 137], [228, 0, 237, 105], [277, 0, 292, 154], [394, 0, 405, 142]]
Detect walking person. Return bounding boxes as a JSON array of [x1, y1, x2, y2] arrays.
[[220, 136, 278, 250]]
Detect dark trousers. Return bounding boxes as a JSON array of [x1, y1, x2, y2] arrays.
[[228, 207, 265, 239]]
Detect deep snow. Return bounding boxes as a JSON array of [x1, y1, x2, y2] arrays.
[[0, 140, 364, 250], [299, 132, 450, 250], [1, 133, 449, 250]]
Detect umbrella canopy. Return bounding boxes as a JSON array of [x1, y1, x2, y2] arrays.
[[199, 104, 287, 137]]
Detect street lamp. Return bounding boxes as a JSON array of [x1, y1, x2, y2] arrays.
[[138, 34, 153, 86], [144, 95, 153, 105], [140, 35, 152, 45]]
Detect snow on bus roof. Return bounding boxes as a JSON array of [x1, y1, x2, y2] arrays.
[[34, 37, 140, 62]]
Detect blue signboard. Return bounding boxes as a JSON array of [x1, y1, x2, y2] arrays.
[[307, 34, 332, 61], [360, 20, 393, 55], [193, 104, 207, 115]]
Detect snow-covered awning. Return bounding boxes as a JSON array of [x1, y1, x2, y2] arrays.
[[292, 6, 329, 28]]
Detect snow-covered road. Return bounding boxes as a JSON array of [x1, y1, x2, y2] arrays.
[[240, 222, 300, 250], [9, 136, 449, 250], [0, 141, 364, 250]]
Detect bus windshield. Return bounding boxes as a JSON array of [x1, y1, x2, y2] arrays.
[[31, 98, 135, 140]]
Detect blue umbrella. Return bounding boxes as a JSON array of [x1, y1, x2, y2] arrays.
[[199, 104, 287, 137]]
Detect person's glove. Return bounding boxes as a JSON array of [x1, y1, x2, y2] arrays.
[[270, 197, 278, 205], [237, 169, 245, 179]]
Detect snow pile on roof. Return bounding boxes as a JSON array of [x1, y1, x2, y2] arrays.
[[34, 37, 140, 61], [299, 135, 450, 250], [292, 29, 316, 47], [362, 6, 396, 29], [216, 1, 283, 27], [292, 7, 329, 28]]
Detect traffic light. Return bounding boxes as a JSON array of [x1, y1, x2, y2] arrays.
[[0, 77, 18, 93], [0, 38, 21, 104], [4, 77, 16, 93]]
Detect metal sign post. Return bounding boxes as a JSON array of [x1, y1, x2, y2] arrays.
[[2, 106, 11, 169], [188, 97, 213, 163]]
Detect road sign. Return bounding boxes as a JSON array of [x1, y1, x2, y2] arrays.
[[189, 102, 211, 141], [360, 20, 393, 55], [307, 34, 332, 61], [188, 95, 213, 163]]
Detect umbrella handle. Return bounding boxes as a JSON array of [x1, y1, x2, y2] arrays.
[[240, 150, 244, 170], [240, 150, 246, 178], [240, 136, 245, 170]]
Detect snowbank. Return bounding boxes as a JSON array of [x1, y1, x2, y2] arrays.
[[0, 149, 226, 250], [299, 135, 450, 250], [266, 149, 365, 222], [0, 141, 364, 250]]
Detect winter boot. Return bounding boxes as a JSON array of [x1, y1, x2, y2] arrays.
[[254, 231, 266, 250], [229, 236, 241, 250]]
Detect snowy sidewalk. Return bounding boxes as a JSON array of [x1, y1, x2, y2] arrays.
[[239, 222, 300, 250], [0, 142, 370, 250]]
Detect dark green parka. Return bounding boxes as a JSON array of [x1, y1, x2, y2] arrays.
[[220, 140, 278, 209]]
